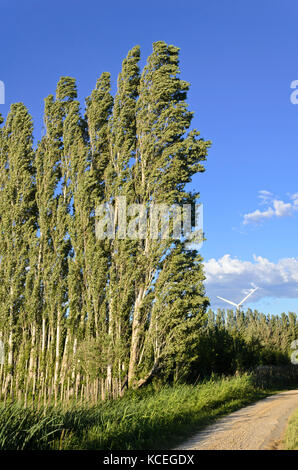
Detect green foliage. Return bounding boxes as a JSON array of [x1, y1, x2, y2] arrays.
[[0, 375, 273, 450], [0, 42, 210, 403], [0, 41, 294, 408], [189, 309, 297, 381], [283, 406, 298, 450]]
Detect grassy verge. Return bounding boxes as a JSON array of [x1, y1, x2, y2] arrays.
[[0, 374, 282, 450], [283, 407, 298, 450]]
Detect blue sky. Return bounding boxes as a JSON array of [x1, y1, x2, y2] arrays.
[[1, 0, 297, 314]]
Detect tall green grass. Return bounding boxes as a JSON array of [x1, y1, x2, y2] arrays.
[[283, 407, 298, 450], [0, 374, 276, 450]]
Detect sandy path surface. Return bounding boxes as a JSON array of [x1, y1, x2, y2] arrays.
[[175, 390, 298, 450]]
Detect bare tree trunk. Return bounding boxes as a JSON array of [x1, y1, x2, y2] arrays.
[[128, 286, 144, 388], [54, 320, 60, 406], [5, 329, 13, 399], [28, 323, 36, 400]]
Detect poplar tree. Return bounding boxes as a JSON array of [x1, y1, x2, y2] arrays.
[[104, 45, 141, 395], [35, 79, 75, 404], [127, 41, 210, 387], [83, 72, 114, 398], [0, 103, 36, 400]]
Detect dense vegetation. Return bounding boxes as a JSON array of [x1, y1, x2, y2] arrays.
[[0, 40, 297, 410], [189, 309, 297, 382], [0, 38, 296, 453], [0, 374, 275, 450], [283, 406, 298, 450], [0, 41, 210, 405]]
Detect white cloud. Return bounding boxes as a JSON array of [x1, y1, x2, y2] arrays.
[[291, 193, 298, 206], [243, 207, 275, 225], [243, 191, 298, 225], [272, 199, 293, 217], [204, 254, 298, 307], [258, 190, 274, 205]]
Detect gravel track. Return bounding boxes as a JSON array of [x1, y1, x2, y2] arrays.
[[175, 390, 298, 450]]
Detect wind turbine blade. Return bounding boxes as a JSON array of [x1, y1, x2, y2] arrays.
[[239, 287, 259, 305], [217, 296, 238, 307]]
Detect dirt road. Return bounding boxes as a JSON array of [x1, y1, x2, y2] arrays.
[[175, 390, 298, 450]]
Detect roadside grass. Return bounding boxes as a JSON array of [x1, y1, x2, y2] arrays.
[[0, 374, 283, 450], [283, 407, 298, 450]]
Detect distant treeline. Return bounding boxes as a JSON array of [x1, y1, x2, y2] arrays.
[[186, 309, 298, 382]]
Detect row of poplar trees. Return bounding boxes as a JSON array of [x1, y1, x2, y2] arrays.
[[0, 42, 210, 405]]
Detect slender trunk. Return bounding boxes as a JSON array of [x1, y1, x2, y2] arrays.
[[128, 286, 144, 388], [28, 323, 36, 399], [54, 320, 60, 405]]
